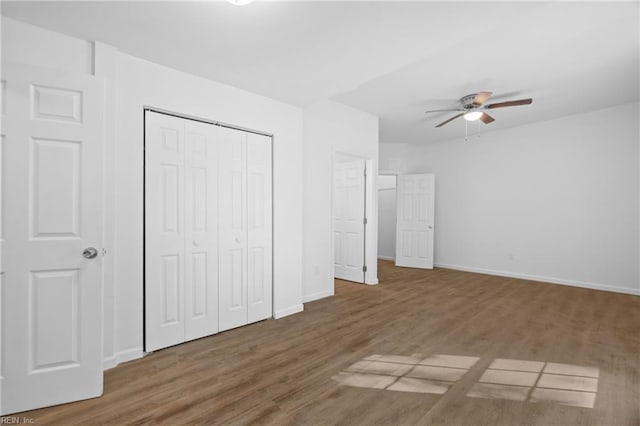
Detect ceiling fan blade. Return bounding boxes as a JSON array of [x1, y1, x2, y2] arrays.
[[486, 98, 533, 109], [480, 113, 495, 124], [472, 91, 493, 106], [425, 108, 464, 114], [435, 113, 465, 128]]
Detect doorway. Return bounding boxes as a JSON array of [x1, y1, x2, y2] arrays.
[[332, 152, 378, 285], [376, 173, 436, 269]]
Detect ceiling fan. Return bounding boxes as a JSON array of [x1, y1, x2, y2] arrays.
[[425, 92, 533, 128]]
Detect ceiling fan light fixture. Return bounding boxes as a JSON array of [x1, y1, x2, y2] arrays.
[[463, 111, 483, 121]]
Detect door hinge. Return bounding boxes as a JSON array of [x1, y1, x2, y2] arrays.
[[363, 217, 368, 225], [363, 265, 368, 273]]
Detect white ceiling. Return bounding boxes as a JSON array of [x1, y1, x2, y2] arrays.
[[2, 1, 639, 144]]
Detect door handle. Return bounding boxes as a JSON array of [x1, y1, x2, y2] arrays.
[[83, 247, 98, 259], [428, 225, 433, 230]]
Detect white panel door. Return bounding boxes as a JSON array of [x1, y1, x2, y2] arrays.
[[247, 133, 272, 323], [334, 160, 366, 283], [218, 127, 248, 332], [395, 174, 435, 269], [145, 112, 186, 351], [1, 64, 104, 414], [184, 119, 219, 341]]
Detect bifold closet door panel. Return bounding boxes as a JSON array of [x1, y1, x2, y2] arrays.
[[184, 120, 219, 341], [218, 126, 249, 332], [247, 133, 273, 323], [145, 112, 186, 351]]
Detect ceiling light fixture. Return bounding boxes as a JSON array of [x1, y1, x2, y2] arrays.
[[226, 0, 254, 5], [463, 111, 483, 121]]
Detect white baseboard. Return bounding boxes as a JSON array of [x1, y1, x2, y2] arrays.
[[377, 255, 395, 261], [435, 263, 640, 296], [103, 347, 143, 371], [274, 304, 304, 319], [365, 278, 379, 285], [302, 289, 333, 303]]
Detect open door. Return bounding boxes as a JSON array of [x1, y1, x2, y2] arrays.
[[1, 64, 104, 414], [334, 159, 366, 282], [395, 174, 435, 269]]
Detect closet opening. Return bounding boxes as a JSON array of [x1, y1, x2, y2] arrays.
[[143, 108, 274, 353]]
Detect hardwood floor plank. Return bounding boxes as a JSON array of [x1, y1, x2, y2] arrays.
[[12, 260, 640, 425]]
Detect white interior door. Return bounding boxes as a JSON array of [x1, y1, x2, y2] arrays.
[[146, 113, 271, 348], [395, 174, 435, 269], [183, 119, 219, 341], [1, 64, 104, 414], [247, 133, 272, 323], [218, 127, 248, 331], [334, 159, 366, 283], [145, 112, 186, 351], [145, 112, 221, 351]]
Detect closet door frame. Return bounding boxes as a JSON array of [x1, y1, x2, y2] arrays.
[[143, 107, 274, 353]]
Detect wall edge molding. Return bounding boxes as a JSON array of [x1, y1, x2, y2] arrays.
[[302, 290, 333, 303], [435, 263, 640, 296], [274, 304, 304, 319], [103, 347, 143, 371]]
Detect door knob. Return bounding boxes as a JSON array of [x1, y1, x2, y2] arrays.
[[193, 240, 199, 247], [83, 247, 98, 259], [428, 225, 433, 230], [235, 237, 240, 243]]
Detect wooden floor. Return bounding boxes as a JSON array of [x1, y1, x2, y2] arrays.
[[17, 260, 640, 425]]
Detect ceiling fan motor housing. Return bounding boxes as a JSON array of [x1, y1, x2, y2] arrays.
[[461, 94, 480, 110]]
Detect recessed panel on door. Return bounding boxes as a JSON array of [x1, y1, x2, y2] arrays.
[[29, 269, 80, 373], [218, 127, 248, 332], [247, 133, 272, 323], [184, 120, 218, 341], [31, 85, 82, 123], [30, 138, 81, 239]]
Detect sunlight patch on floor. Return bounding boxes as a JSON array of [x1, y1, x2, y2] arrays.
[[333, 354, 479, 395], [333, 355, 599, 409], [467, 358, 599, 408]]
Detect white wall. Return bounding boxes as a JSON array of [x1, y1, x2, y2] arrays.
[[3, 17, 305, 367], [380, 102, 640, 295], [1, 17, 92, 74], [377, 175, 396, 260], [302, 100, 379, 301]]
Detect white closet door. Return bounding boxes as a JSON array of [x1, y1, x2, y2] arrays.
[[145, 112, 186, 351], [218, 127, 248, 332], [247, 133, 272, 323], [334, 160, 366, 283], [184, 120, 219, 341], [1, 64, 104, 414], [395, 174, 435, 269]]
